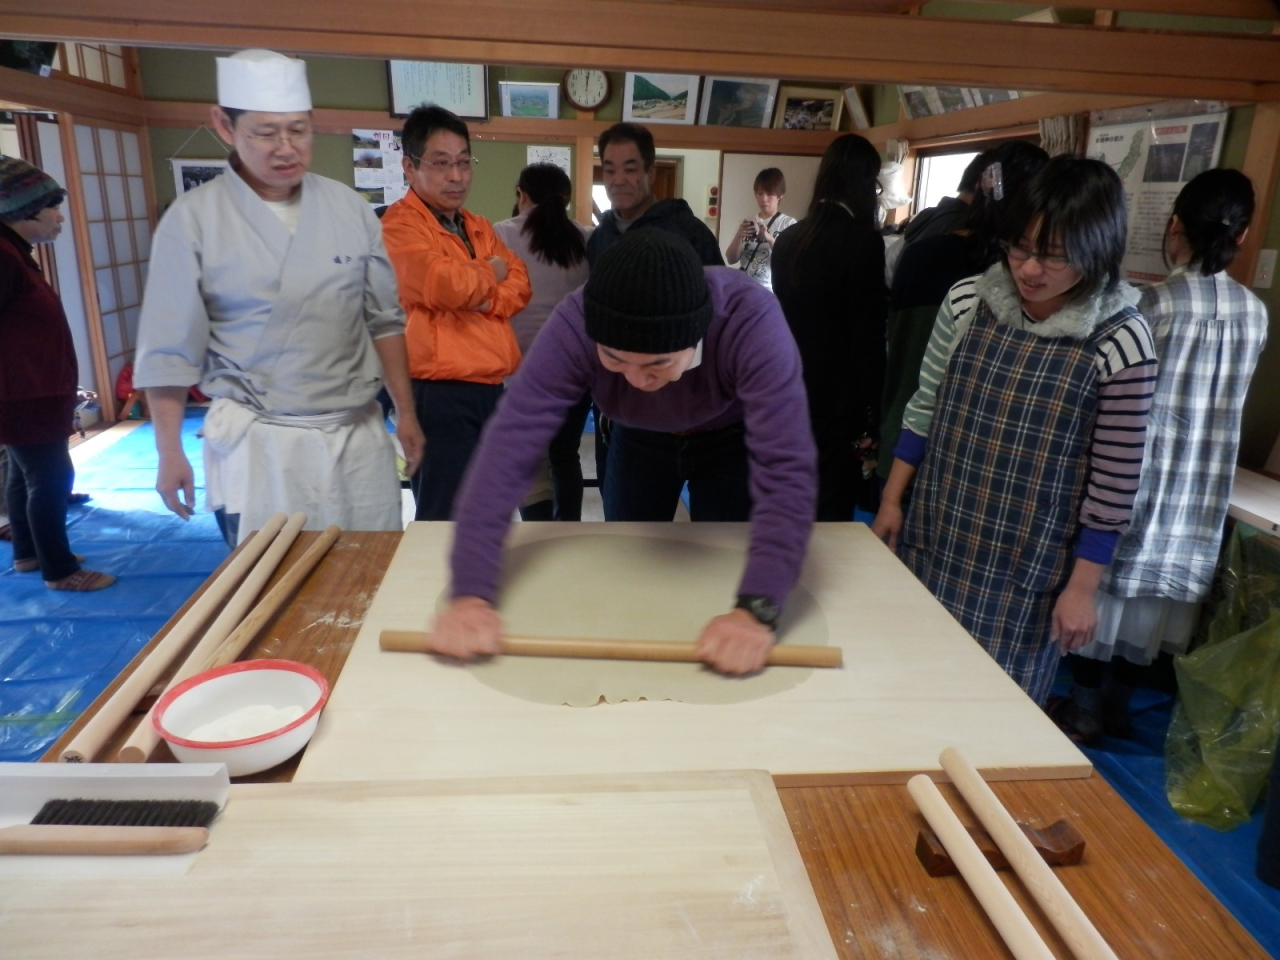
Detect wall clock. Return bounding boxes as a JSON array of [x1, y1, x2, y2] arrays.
[[563, 69, 610, 111]]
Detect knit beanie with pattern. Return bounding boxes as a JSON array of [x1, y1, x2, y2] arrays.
[[584, 230, 712, 354], [0, 157, 65, 224]]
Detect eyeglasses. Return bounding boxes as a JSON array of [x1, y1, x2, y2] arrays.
[[244, 128, 314, 147], [408, 154, 479, 173], [1001, 241, 1073, 272]]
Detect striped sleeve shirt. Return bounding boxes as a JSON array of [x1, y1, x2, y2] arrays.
[[897, 275, 1157, 564]]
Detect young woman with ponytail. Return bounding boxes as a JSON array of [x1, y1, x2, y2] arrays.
[[1061, 168, 1269, 744], [494, 163, 592, 520]]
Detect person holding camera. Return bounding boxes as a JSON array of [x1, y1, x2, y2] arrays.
[[725, 168, 796, 292]]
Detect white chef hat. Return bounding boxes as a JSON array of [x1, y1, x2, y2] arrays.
[[216, 49, 312, 113]]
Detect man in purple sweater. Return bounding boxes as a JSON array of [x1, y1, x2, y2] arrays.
[[435, 230, 816, 674]]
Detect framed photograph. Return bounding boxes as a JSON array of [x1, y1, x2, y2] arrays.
[[387, 60, 488, 120], [773, 85, 844, 131], [498, 81, 561, 119], [697, 76, 778, 129], [622, 73, 700, 125], [170, 158, 228, 195]]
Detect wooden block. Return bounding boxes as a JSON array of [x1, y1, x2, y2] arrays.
[[916, 819, 1085, 877]]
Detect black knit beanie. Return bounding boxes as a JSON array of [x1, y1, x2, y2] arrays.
[[584, 230, 712, 354]]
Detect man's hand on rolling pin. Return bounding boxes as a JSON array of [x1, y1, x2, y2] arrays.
[[429, 596, 503, 659], [695, 609, 774, 676]]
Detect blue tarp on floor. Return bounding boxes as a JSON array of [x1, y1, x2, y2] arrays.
[[1051, 671, 1280, 958], [0, 409, 224, 762]]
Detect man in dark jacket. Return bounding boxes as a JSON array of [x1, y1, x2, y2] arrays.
[[583, 123, 725, 487], [900, 150, 990, 246], [587, 123, 724, 268]]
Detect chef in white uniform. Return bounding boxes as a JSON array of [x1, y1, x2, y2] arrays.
[[135, 49, 423, 545]]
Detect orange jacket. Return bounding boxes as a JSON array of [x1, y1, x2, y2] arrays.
[[382, 191, 531, 383]]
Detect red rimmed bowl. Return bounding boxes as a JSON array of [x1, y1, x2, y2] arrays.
[[152, 660, 329, 777]]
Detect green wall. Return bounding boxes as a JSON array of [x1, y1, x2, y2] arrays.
[[140, 49, 584, 222]]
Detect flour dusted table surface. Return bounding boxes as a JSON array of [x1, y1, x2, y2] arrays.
[[0, 770, 835, 960], [297, 521, 1088, 786]]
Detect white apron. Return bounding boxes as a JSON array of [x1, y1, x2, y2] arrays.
[[202, 397, 401, 543]]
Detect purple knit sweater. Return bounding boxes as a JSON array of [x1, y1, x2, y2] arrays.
[[450, 267, 817, 608]]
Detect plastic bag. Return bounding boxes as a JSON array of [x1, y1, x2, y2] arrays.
[[1165, 524, 1280, 830]]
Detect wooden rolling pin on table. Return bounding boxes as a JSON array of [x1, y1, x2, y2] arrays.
[[379, 629, 844, 668]]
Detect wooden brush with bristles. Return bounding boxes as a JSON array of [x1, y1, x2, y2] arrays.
[[0, 798, 220, 855]]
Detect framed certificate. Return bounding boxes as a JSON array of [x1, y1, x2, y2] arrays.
[[387, 61, 488, 120]]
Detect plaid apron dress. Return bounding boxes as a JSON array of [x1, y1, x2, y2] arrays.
[[900, 297, 1137, 705]]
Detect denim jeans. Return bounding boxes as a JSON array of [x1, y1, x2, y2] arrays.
[[602, 423, 751, 522], [411, 379, 504, 521], [6, 441, 78, 581]]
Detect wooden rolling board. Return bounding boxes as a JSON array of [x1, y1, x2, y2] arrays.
[[297, 522, 1089, 785], [0, 770, 836, 960]]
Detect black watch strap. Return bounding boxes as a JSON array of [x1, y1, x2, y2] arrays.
[[735, 594, 780, 629]]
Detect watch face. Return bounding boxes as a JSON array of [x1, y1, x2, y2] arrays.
[[564, 69, 609, 110], [737, 595, 780, 627]]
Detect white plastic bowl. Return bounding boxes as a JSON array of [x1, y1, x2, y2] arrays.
[[152, 659, 329, 777]]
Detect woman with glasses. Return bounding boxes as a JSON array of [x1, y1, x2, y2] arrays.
[[872, 156, 1157, 706], [1059, 169, 1268, 743]]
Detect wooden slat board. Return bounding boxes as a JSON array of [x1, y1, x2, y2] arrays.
[[297, 523, 1088, 785], [0, 771, 837, 960]]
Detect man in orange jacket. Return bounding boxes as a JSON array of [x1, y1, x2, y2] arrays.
[[382, 105, 531, 520]]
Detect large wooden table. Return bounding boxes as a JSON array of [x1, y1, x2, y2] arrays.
[[40, 529, 1270, 959]]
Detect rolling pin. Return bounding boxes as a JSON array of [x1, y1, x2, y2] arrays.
[[940, 746, 1119, 960], [907, 774, 1057, 960], [379, 630, 843, 668], [58, 512, 290, 763], [203, 525, 342, 669], [117, 512, 308, 763]]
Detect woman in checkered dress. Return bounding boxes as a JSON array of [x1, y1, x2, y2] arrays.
[[1061, 169, 1268, 743], [872, 157, 1158, 707]]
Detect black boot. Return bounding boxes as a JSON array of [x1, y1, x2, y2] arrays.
[[1102, 680, 1135, 739]]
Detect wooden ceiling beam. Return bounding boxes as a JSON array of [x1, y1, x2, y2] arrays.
[[0, 64, 146, 127], [0, 1, 1277, 101]]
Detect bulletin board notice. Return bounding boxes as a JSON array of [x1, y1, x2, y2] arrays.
[[1088, 103, 1227, 283], [352, 129, 408, 210]]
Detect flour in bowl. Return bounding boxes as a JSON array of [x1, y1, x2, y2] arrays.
[[187, 703, 306, 742]]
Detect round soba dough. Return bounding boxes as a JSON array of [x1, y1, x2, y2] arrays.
[[448, 534, 830, 707]]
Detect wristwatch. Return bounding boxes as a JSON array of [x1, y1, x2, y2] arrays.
[[735, 594, 781, 629]]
